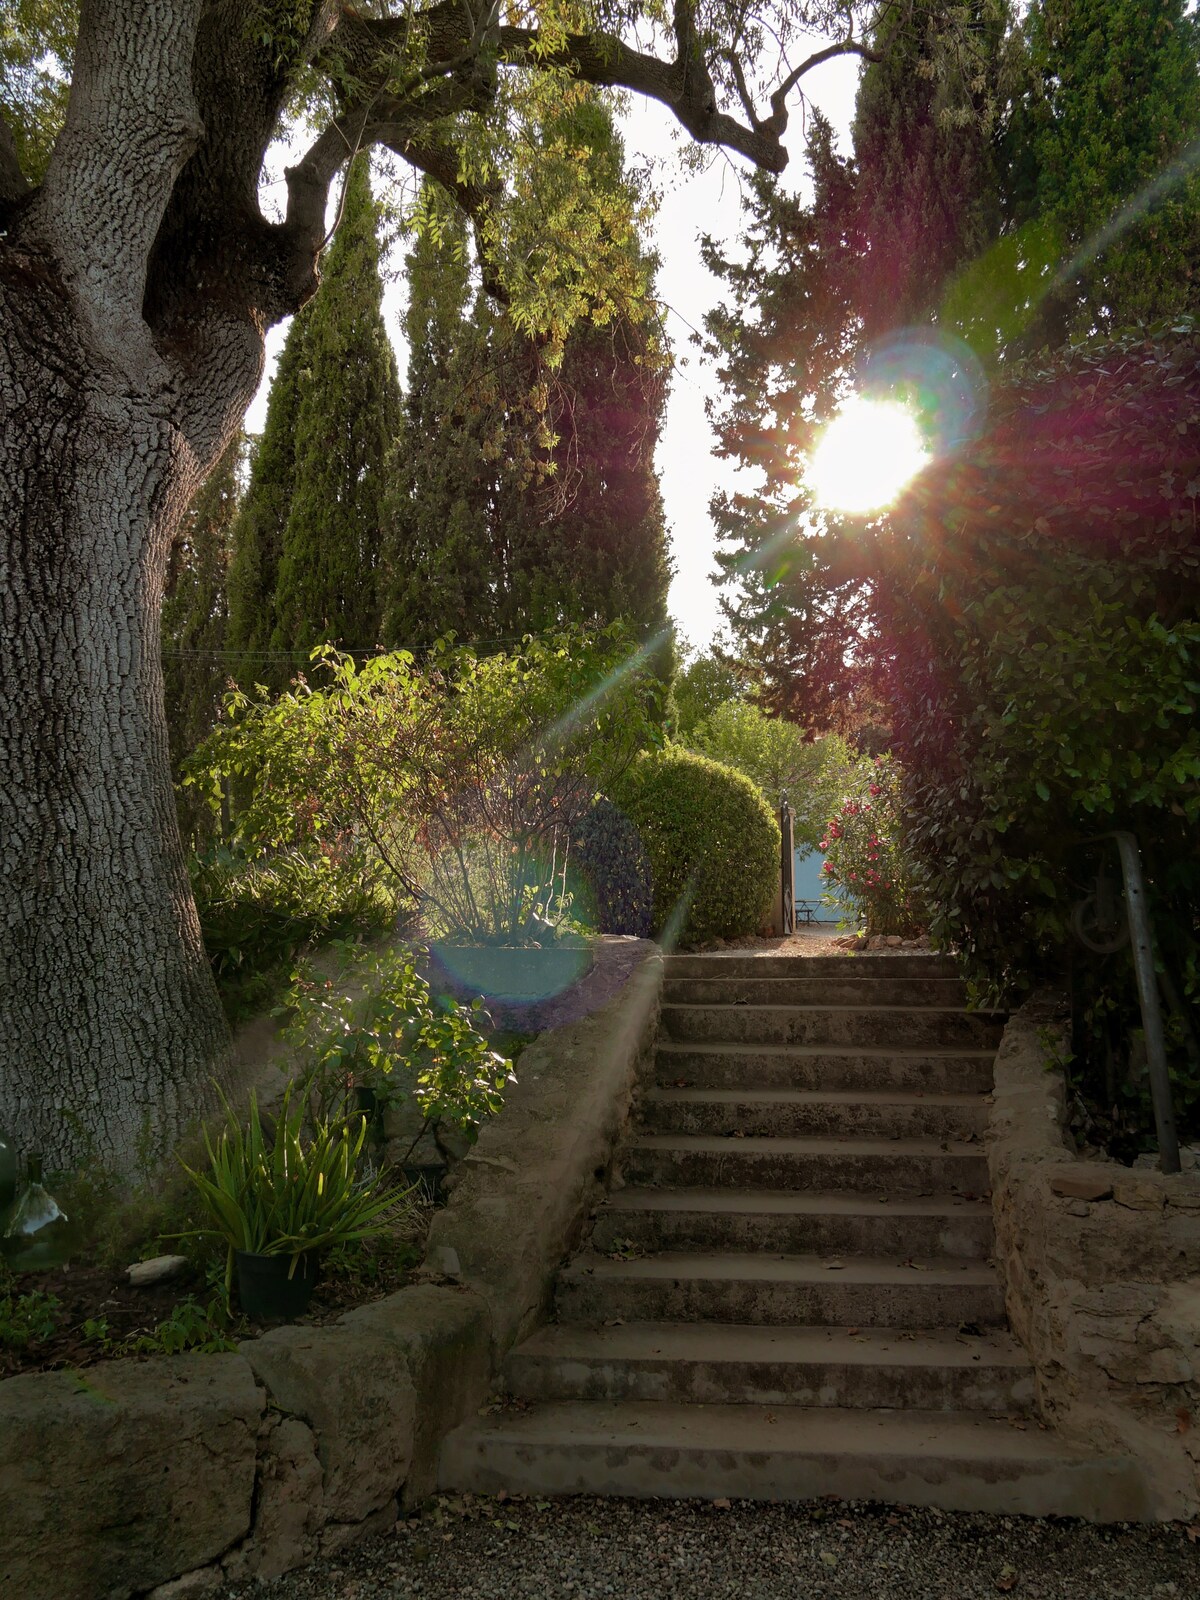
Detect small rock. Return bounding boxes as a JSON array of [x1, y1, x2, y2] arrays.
[[126, 1253, 190, 1287], [1066, 1200, 1091, 1218], [885, 935, 903, 947], [1050, 1173, 1113, 1202], [145, 1565, 222, 1599]]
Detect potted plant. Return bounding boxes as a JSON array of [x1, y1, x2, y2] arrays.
[[182, 1082, 409, 1321]]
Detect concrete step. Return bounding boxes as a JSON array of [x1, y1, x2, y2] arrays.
[[619, 1133, 990, 1195], [438, 1401, 1149, 1520], [504, 1323, 1036, 1415], [660, 1004, 1005, 1051], [592, 1188, 994, 1259], [641, 1088, 990, 1142], [664, 954, 961, 980], [655, 1042, 996, 1094], [663, 976, 969, 1008], [556, 1251, 1006, 1328]]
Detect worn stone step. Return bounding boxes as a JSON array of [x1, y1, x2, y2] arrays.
[[660, 1004, 1005, 1051], [592, 1188, 994, 1259], [619, 1133, 990, 1195], [663, 977, 969, 1008], [641, 1088, 989, 1142], [555, 1251, 1006, 1328], [655, 1042, 995, 1095], [438, 1401, 1149, 1520], [504, 1323, 1036, 1414], [664, 954, 961, 981]]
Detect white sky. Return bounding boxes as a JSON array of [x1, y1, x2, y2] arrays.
[[247, 54, 862, 654]]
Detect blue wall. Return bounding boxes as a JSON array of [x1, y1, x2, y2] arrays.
[[793, 848, 852, 923]]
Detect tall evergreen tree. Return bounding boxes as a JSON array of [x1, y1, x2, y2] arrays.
[[227, 154, 401, 685], [383, 97, 671, 653], [1009, 0, 1200, 343], [162, 435, 243, 774], [381, 191, 502, 646], [703, 3, 1010, 726]]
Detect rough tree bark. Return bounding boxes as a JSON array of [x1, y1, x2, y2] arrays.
[[0, 0, 867, 1174]]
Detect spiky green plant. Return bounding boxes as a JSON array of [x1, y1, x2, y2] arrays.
[[182, 1082, 411, 1292]]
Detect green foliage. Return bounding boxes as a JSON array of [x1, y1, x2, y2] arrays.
[[570, 797, 655, 938], [282, 942, 514, 1149], [129, 1294, 237, 1356], [182, 1082, 414, 1293], [1006, 0, 1200, 345], [190, 844, 395, 1021], [670, 651, 751, 740], [0, 1281, 60, 1349], [818, 755, 925, 936], [885, 331, 1200, 1143], [688, 701, 856, 853], [0, 0, 75, 181], [384, 98, 670, 654], [615, 746, 780, 946], [227, 153, 400, 688], [188, 627, 663, 943]]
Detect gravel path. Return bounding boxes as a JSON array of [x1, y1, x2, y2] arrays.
[[224, 1495, 1196, 1600]]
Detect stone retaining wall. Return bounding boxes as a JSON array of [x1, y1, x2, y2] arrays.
[[989, 993, 1200, 1519], [0, 946, 662, 1599]]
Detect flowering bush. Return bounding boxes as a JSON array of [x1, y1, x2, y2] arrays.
[[819, 755, 925, 936]]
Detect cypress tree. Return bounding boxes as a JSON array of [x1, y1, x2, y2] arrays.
[[1010, 0, 1200, 341], [381, 191, 501, 647], [225, 324, 309, 684], [271, 154, 401, 658], [162, 435, 242, 799], [227, 153, 401, 685], [383, 98, 671, 653]]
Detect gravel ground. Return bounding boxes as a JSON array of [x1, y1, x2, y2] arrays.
[[223, 1495, 1197, 1600]]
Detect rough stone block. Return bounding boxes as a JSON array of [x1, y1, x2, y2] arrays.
[[1050, 1172, 1114, 1202], [1113, 1177, 1168, 1212], [339, 1283, 491, 1507], [223, 1413, 325, 1584], [241, 1319, 417, 1526], [0, 1354, 260, 1600]]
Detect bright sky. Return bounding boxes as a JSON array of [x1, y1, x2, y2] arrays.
[[247, 54, 863, 654]]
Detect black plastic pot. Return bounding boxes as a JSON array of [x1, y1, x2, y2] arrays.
[[235, 1249, 319, 1321]]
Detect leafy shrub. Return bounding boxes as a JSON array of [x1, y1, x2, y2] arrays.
[[879, 331, 1200, 1146], [187, 627, 663, 944], [190, 845, 395, 1020], [689, 700, 857, 852], [570, 798, 654, 937], [614, 747, 779, 945], [819, 754, 925, 936], [282, 943, 514, 1157]]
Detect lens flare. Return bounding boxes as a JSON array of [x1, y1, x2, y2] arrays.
[[808, 396, 930, 514]]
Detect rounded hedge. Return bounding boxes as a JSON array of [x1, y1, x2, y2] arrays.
[[613, 746, 780, 946], [571, 797, 655, 938]]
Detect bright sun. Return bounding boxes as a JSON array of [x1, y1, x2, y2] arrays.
[[808, 396, 930, 514]]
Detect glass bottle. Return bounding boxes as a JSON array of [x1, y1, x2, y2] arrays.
[[0, 1129, 16, 1214], [1, 1154, 77, 1271]]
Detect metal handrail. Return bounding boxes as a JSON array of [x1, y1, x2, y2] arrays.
[[1084, 830, 1181, 1175]]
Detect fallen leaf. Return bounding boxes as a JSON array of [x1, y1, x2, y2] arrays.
[[995, 1564, 1019, 1592], [1177, 1408, 1192, 1434], [1184, 1523, 1198, 1543], [586, 1522, 604, 1536], [846, 1326, 860, 1336], [824, 1260, 846, 1270], [820, 1551, 838, 1569], [712, 1498, 732, 1510]]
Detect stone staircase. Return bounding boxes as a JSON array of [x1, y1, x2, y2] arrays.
[[439, 952, 1146, 1518]]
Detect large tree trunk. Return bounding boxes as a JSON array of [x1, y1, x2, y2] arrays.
[[0, 253, 241, 1175]]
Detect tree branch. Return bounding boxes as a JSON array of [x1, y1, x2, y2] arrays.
[[764, 40, 879, 138], [497, 25, 788, 172]]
